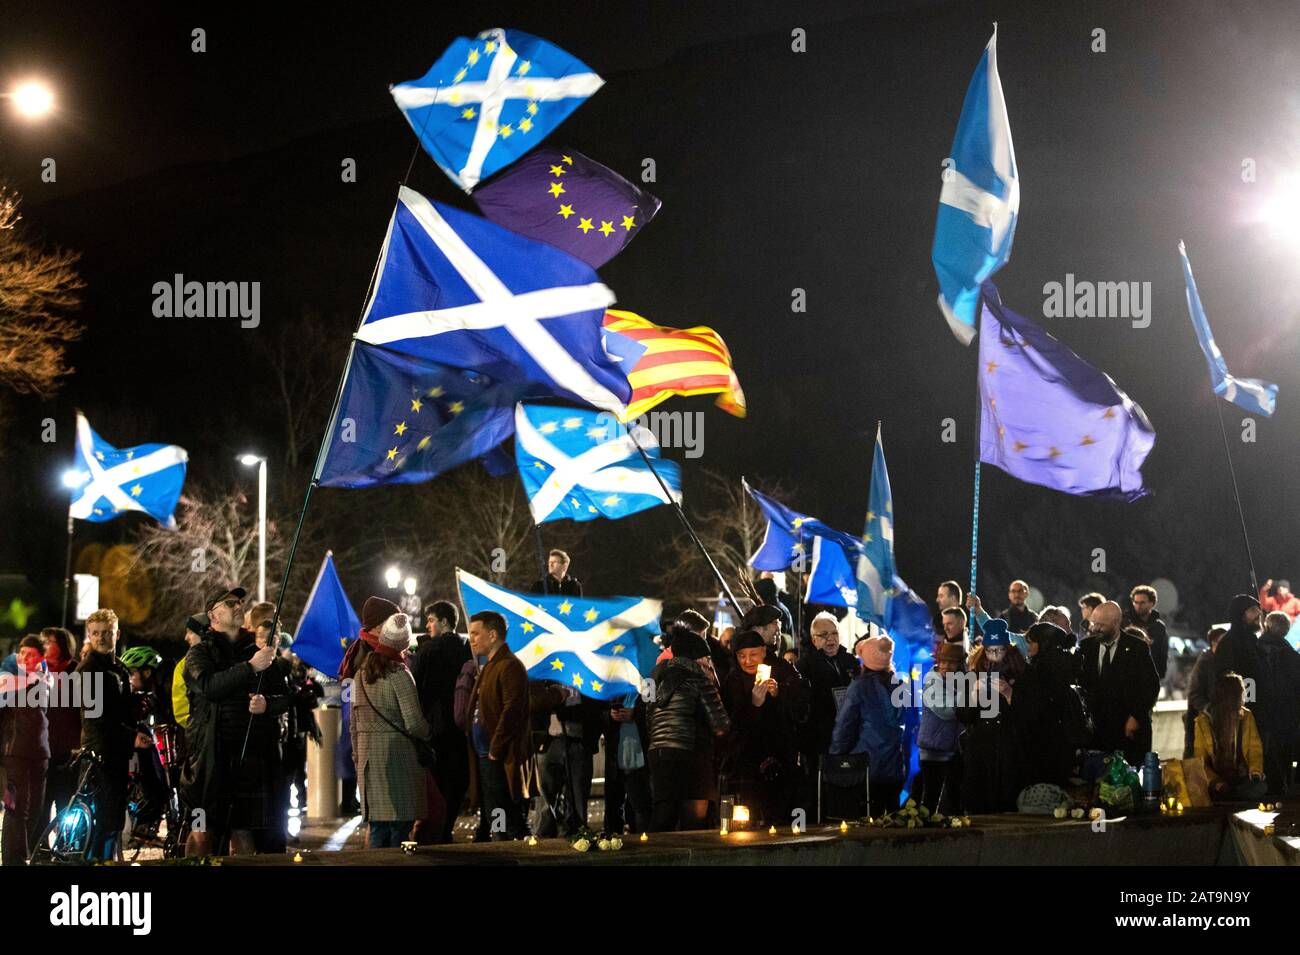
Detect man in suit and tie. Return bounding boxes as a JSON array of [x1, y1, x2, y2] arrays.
[[1077, 601, 1161, 766]]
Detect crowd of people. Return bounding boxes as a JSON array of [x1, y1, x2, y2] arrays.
[[3, 547, 1299, 859]]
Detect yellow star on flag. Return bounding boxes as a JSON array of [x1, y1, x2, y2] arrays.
[[461, 107, 476, 120], [125, 451, 134, 460], [130, 484, 143, 497], [467, 48, 480, 66], [550, 659, 564, 671], [449, 401, 464, 415], [454, 68, 467, 83], [602, 494, 621, 507], [499, 124, 513, 139], [417, 436, 430, 450], [410, 398, 422, 412], [562, 417, 583, 430], [586, 426, 607, 439], [572, 673, 584, 688], [591, 680, 603, 693], [95, 451, 105, 461], [577, 217, 594, 234], [863, 533, 873, 543], [534, 643, 546, 657], [1048, 447, 1062, 459], [583, 608, 599, 623], [598, 220, 615, 236], [386, 447, 398, 461], [539, 420, 559, 434], [611, 644, 625, 654], [865, 511, 875, 522], [558, 600, 573, 615], [562, 154, 573, 165], [570, 497, 581, 507], [517, 59, 531, 75], [518, 117, 533, 133], [428, 386, 444, 398], [1103, 407, 1117, 419], [548, 182, 565, 198], [1013, 441, 1028, 452], [521, 622, 535, 633], [986, 361, 998, 373], [557, 203, 575, 219], [1080, 435, 1095, 446], [621, 215, 636, 231], [549, 165, 566, 176], [532, 461, 546, 470], [394, 421, 407, 436], [527, 101, 539, 115], [484, 39, 496, 53]]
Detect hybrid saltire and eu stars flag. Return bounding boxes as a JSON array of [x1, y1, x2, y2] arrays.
[[292, 552, 363, 676], [456, 568, 661, 701], [390, 28, 603, 193], [66, 412, 188, 528], [514, 402, 681, 524], [1178, 241, 1278, 418], [932, 25, 1019, 345], [315, 187, 631, 487]]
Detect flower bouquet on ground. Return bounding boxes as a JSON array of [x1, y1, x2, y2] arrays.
[[852, 799, 974, 830], [568, 827, 624, 853]]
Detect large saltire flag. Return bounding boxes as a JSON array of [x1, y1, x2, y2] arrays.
[[602, 310, 746, 422], [456, 569, 660, 700], [979, 283, 1155, 500], [292, 552, 362, 676], [66, 412, 187, 527], [1178, 241, 1277, 417], [855, 425, 897, 625], [473, 148, 662, 269], [932, 26, 1020, 344], [351, 186, 630, 415], [514, 403, 680, 524], [391, 28, 603, 192]]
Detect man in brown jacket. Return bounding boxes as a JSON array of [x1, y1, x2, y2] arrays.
[[466, 611, 530, 840]]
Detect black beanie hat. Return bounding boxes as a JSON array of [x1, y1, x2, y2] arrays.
[[670, 629, 710, 661], [732, 629, 766, 652]]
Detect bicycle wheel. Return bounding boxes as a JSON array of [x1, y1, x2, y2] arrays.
[[52, 797, 95, 861]]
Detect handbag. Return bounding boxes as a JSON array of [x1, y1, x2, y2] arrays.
[[356, 677, 437, 770]]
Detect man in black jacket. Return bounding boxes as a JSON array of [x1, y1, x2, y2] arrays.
[[1213, 594, 1263, 701], [182, 587, 286, 856], [529, 549, 583, 597], [1123, 584, 1169, 682], [999, 580, 1038, 634], [1077, 601, 1160, 766], [76, 607, 135, 860], [795, 612, 859, 764], [1258, 612, 1300, 797], [410, 600, 471, 842]]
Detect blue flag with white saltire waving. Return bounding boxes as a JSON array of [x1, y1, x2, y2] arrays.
[[743, 479, 858, 572], [391, 28, 603, 193], [855, 425, 897, 625], [514, 403, 680, 524], [456, 569, 660, 700], [932, 26, 1019, 344], [1178, 241, 1277, 417], [292, 552, 361, 676], [67, 412, 187, 527], [353, 186, 630, 415]]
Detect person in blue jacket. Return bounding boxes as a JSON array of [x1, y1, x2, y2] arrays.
[[830, 634, 904, 817]]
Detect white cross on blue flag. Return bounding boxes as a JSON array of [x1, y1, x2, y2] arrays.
[[66, 412, 187, 527], [514, 403, 681, 524], [391, 28, 603, 192]]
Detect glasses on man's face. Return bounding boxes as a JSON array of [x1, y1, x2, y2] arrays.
[[220, 599, 243, 609], [813, 631, 836, 641]]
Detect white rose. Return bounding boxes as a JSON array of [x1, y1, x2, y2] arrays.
[[573, 838, 590, 852]]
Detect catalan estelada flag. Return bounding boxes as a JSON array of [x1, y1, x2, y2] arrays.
[[601, 309, 746, 422]]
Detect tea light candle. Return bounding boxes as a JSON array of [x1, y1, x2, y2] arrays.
[[756, 664, 772, 685], [293, 852, 303, 863], [840, 820, 848, 832], [640, 832, 648, 842], [768, 825, 777, 835]]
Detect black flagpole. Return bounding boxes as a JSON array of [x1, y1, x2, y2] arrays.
[[1214, 399, 1259, 594], [624, 427, 741, 610], [61, 512, 74, 629]]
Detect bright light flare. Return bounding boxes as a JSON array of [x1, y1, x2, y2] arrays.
[[62, 469, 87, 489], [403, 576, 418, 596], [1257, 176, 1300, 244], [10, 80, 54, 119], [384, 566, 402, 589]]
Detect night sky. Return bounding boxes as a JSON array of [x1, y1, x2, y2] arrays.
[[2, 0, 1298, 634]]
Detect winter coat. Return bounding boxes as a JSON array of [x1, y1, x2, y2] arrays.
[[720, 666, 798, 779], [829, 669, 904, 782], [918, 670, 962, 759], [648, 656, 730, 753], [999, 605, 1039, 634], [1213, 596, 1263, 697], [1194, 707, 1263, 788], [957, 675, 1029, 812], [1186, 649, 1216, 717], [1123, 608, 1170, 679], [76, 650, 136, 766], [1259, 585, 1300, 621], [1256, 633, 1300, 746], [181, 629, 289, 809], [795, 646, 860, 755], [350, 664, 430, 822], [465, 645, 532, 803], [528, 575, 583, 597], [0, 668, 49, 761], [410, 630, 471, 742], [1015, 647, 1090, 785]]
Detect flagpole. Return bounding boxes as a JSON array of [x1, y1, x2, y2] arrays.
[[968, 460, 981, 647], [1214, 399, 1259, 594], [794, 528, 805, 647], [626, 430, 741, 610], [60, 512, 74, 629], [533, 524, 551, 595]]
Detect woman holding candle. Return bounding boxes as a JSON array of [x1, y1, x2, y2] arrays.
[[720, 630, 798, 825], [647, 627, 732, 832]]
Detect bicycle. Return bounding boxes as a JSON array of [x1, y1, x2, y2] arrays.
[[29, 750, 122, 865]]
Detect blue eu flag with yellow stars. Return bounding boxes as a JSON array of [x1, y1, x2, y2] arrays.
[[292, 552, 361, 676], [316, 343, 524, 488], [473, 148, 662, 269], [456, 569, 661, 700], [391, 28, 603, 192]]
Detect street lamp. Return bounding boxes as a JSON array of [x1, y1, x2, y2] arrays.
[[5, 80, 55, 120], [385, 566, 402, 590], [403, 577, 417, 596], [61, 468, 86, 489], [239, 454, 267, 602]]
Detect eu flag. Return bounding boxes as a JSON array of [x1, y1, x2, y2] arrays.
[[978, 283, 1155, 500], [391, 28, 603, 192], [473, 148, 661, 269], [292, 552, 361, 676], [456, 569, 660, 700]]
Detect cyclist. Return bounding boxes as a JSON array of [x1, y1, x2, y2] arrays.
[[120, 645, 169, 841]]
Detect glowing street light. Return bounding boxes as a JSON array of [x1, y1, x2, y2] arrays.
[[61, 469, 87, 489], [403, 576, 418, 596], [6, 80, 55, 120], [239, 454, 268, 602], [385, 566, 402, 590]]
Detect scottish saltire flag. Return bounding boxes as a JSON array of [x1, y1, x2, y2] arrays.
[[1179, 241, 1277, 417], [979, 283, 1155, 500], [66, 413, 187, 527], [456, 569, 660, 700], [474, 149, 661, 269], [514, 402, 681, 523], [855, 425, 897, 625], [391, 28, 603, 192], [317, 344, 523, 487], [604, 310, 746, 421], [743, 480, 856, 571], [932, 26, 1019, 344], [293, 552, 361, 676], [806, 537, 861, 608], [353, 187, 629, 415]]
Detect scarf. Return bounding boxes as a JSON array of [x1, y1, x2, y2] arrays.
[[337, 627, 407, 681]]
